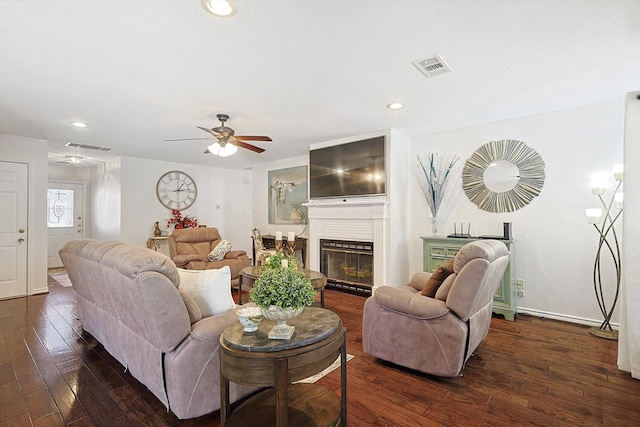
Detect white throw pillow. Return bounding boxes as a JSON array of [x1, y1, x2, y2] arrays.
[[208, 239, 232, 261], [177, 266, 236, 317]]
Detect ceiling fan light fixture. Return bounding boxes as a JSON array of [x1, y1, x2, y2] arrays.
[[208, 141, 238, 157], [202, 0, 236, 17], [65, 155, 84, 164], [387, 102, 404, 110]]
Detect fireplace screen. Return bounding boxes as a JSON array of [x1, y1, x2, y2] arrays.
[[320, 239, 373, 289]]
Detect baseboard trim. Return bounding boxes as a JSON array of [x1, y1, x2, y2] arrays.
[[516, 306, 619, 328]]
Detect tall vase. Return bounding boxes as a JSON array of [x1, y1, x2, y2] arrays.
[[431, 217, 439, 236]]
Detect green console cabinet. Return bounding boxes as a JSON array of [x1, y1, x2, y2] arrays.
[[421, 237, 516, 321]]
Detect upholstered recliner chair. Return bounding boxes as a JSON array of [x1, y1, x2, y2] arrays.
[[168, 227, 251, 287], [363, 240, 509, 377]]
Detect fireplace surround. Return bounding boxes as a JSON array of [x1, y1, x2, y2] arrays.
[[306, 197, 407, 291], [320, 239, 374, 294]]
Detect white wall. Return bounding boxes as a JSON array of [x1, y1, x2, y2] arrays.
[[0, 134, 49, 295], [90, 157, 253, 255], [618, 90, 640, 376], [409, 100, 625, 325], [90, 158, 122, 241]]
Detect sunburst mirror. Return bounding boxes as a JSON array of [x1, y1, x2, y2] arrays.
[[462, 139, 545, 213]]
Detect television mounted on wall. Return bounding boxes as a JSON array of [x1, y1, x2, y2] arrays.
[[309, 136, 385, 199]]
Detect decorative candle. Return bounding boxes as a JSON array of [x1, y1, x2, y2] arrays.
[[275, 231, 282, 241], [288, 231, 295, 241], [281, 259, 288, 268]]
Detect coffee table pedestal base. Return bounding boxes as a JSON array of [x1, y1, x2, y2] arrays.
[[225, 383, 340, 427]]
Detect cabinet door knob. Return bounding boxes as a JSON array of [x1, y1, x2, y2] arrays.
[[18, 228, 25, 233], [18, 237, 25, 242]]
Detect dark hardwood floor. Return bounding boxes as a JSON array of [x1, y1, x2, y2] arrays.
[[1, 275, 639, 426]]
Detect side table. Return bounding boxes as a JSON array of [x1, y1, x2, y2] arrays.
[[220, 308, 347, 427], [146, 236, 167, 252]]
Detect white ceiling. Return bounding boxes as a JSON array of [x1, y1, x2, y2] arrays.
[[1, 0, 639, 169]]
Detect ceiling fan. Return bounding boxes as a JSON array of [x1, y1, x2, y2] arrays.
[[165, 113, 272, 156]]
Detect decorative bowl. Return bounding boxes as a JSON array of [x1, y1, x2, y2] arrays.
[[236, 306, 263, 332]]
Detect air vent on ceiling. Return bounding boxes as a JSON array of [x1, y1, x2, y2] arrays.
[[412, 54, 452, 78], [65, 142, 112, 152]]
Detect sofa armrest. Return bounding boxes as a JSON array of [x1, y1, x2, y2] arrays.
[[224, 250, 247, 260], [173, 254, 208, 267], [189, 309, 238, 342], [186, 260, 207, 270], [374, 286, 450, 319]]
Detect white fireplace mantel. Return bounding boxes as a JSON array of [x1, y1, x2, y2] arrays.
[[305, 198, 391, 288]]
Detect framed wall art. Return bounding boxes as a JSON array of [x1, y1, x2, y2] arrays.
[[268, 165, 308, 224]]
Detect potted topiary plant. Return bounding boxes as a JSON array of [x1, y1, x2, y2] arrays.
[[249, 254, 316, 339]]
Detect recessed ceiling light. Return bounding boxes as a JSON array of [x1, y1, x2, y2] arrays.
[[202, 0, 236, 17], [71, 122, 88, 128], [387, 102, 404, 110]]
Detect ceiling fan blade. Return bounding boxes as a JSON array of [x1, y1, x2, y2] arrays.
[[197, 126, 222, 138], [235, 135, 272, 142], [204, 147, 211, 154], [235, 140, 265, 153], [164, 137, 213, 142]]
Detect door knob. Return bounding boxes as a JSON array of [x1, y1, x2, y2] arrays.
[[77, 229, 83, 233], [18, 228, 25, 233], [18, 238, 25, 242]]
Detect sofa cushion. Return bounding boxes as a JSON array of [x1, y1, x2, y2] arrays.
[[208, 240, 232, 261], [421, 258, 454, 297], [178, 266, 236, 317]]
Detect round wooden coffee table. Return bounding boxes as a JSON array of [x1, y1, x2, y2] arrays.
[[239, 266, 327, 307], [220, 308, 346, 427]]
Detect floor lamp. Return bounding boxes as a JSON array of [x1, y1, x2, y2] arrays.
[[585, 164, 623, 340]]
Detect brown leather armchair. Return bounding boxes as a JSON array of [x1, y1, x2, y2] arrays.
[[362, 240, 509, 377], [168, 227, 251, 287]]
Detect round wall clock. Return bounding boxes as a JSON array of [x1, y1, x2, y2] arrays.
[[156, 170, 197, 210]]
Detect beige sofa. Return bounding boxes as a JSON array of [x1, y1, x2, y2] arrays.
[[59, 239, 257, 419], [363, 240, 509, 377], [168, 227, 251, 287]]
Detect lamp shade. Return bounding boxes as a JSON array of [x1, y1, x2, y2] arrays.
[[585, 208, 602, 224], [207, 141, 238, 157], [218, 143, 237, 157], [615, 192, 624, 209], [613, 164, 624, 181], [590, 174, 607, 195]]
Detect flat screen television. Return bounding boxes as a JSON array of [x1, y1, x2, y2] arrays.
[[309, 136, 385, 198]]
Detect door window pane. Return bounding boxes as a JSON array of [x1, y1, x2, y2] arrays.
[[47, 189, 74, 228]]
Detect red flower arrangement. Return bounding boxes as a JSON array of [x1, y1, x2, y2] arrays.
[[167, 209, 198, 229]]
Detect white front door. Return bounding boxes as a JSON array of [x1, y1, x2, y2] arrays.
[[47, 182, 84, 269], [0, 161, 28, 299]]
